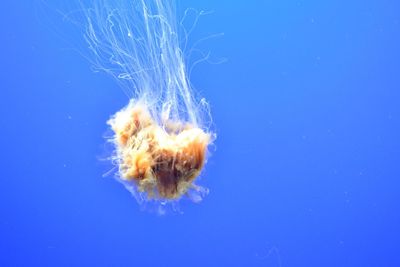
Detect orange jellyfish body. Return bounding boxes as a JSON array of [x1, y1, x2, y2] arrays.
[[108, 102, 211, 200]]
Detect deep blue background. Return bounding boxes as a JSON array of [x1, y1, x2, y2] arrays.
[[1, 1, 400, 266]]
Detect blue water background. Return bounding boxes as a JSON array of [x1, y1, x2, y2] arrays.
[[1, 1, 400, 266]]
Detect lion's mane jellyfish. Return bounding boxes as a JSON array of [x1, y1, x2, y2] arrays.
[[81, 0, 214, 207]]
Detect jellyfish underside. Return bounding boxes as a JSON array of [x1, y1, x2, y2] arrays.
[[109, 102, 210, 199]]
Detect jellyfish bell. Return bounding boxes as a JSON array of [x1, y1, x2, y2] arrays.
[[79, 0, 215, 209], [108, 100, 211, 201]]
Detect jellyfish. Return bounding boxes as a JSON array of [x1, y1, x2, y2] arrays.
[[81, 0, 214, 207]]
